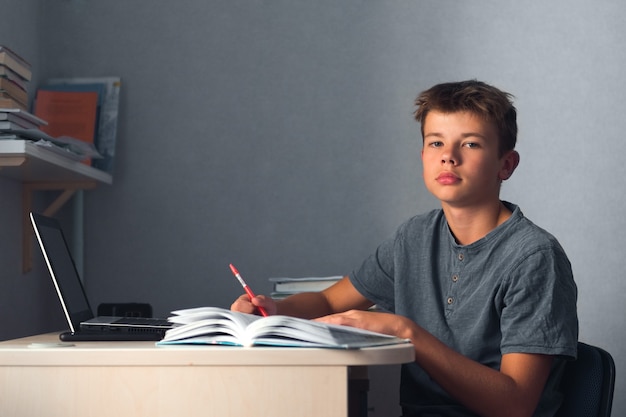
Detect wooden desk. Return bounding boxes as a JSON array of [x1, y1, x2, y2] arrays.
[[0, 333, 414, 417]]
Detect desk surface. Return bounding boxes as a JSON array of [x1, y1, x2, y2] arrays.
[[0, 332, 415, 366]]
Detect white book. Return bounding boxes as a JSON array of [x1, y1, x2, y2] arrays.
[[157, 306, 409, 349]]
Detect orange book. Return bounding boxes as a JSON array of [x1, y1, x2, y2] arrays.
[[34, 90, 98, 164]]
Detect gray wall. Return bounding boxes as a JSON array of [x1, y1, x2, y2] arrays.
[[0, 0, 69, 339], [1, 1, 624, 415]]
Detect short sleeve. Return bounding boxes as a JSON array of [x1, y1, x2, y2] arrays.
[[500, 246, 578, 359], [349, 235, 398, 313]]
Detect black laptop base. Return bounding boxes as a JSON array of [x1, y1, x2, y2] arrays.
[[59, 330, 164, 342]]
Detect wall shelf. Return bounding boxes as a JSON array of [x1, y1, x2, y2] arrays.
[[0, 140, 112, 272]]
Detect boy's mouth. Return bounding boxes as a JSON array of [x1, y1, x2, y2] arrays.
[[436, 172, 460, 185]]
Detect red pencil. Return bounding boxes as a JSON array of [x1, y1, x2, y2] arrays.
[[229, 264, 268, 317]]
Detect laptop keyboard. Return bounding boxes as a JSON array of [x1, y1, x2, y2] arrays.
[[113, 317, 172, 327]]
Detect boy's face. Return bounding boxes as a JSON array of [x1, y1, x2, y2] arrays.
[[421, 110, 518, 209]]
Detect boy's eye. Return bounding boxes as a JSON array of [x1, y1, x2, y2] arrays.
[[464, 142, 481, 149], [429, 141, 443, 147]]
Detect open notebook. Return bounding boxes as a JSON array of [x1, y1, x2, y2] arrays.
[[30, 212, 174, 341]]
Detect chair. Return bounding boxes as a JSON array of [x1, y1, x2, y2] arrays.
[[556, 342, 616, 417]]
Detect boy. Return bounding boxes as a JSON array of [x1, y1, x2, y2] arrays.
[[231, 80, 578, 417]]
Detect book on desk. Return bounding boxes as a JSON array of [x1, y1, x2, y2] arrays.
[[157, 306, 410, 349], [269, 275, 343, 299]]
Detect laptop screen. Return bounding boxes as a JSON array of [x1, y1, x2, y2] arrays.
[[30, 213, 95, 332]]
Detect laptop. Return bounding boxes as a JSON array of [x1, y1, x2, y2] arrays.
[[30, 212, 175, 341]]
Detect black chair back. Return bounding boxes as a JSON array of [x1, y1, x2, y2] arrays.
[[556, 342, 615, 417]]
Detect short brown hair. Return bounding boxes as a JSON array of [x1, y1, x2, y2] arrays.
[[414, 80, 517, 155]]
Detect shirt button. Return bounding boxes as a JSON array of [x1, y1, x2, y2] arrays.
[[458, 253, 464, 261], [452, 275, 459, 282], [447, 297, 454, 305]]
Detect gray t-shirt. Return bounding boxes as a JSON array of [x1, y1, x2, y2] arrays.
[[349, 202, 578, 417]]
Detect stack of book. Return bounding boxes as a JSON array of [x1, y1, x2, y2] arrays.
[[0, 45, 46, 136], [269, 275, 343, 300], [0, 46, 59, 147], [0, 47, 117, 167], [0, 108, 47, 138], [0, 45, 32, 111]]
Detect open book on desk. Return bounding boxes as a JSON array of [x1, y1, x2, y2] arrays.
[[157, 307, 410, 349]]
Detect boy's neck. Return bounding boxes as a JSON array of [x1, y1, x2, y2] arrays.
[[442, 200, 511, 246]]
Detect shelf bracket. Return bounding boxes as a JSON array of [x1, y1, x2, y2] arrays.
[[22, 181, 97, 273]]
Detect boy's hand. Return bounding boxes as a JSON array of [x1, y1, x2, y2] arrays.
[[316, 310, 412, 339], [230, 293, 277, 316]]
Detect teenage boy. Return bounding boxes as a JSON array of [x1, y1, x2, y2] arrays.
[[231, 80, 578, 417]]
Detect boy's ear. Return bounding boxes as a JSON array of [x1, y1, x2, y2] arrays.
[[499, 150, 520, 181]]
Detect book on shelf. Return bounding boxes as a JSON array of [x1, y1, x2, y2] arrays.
[[0, 108, 46, 130], [269, 275, 343, 295], [0, 77, 28, 107], [0, 120, 25, 131], [0, 64, 28, 90], [0, 102, 100, 161], [0, 117, 30, 133], [0, 46, 32, 81], [34, 89, 98, 165], [157, 306, 409, 349], [0, 134, 19, 140], [0, 96, 27, 111], [0, 128, 101, 160], [43, 77, 121, 174]]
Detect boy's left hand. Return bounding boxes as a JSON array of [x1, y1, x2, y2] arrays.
[[315, 309, 412, 339]]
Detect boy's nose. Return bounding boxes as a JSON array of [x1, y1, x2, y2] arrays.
[[441, 151, 458, 165]]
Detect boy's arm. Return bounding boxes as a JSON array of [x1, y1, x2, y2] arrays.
[[233, 276, 551, 416], [230, 275, 373, 318], [319, 310, 552, 417], [410, 322, 552, 417]]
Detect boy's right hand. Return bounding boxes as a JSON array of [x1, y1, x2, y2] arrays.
[[230, 293, 277, 316]]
